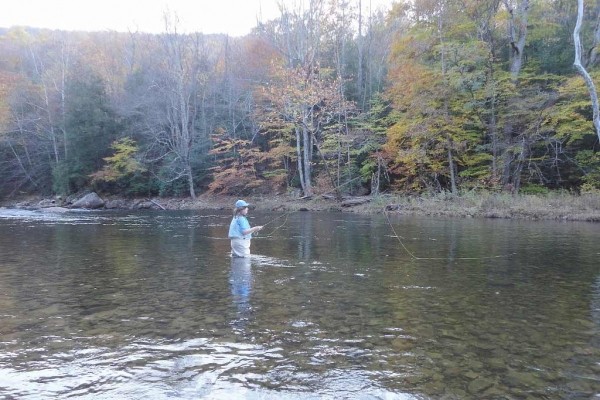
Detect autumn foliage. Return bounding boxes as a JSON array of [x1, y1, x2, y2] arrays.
[[0, 0, 599, 199]]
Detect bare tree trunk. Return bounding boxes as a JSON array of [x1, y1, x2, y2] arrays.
[[512, 136, 527, 192], [574, 0, 600, 142], [357, 0, 364, 108], [294, 121, 314, 197], [501, 0, 529, 189], [186, 166, 196, 199], [7, 137, 38, 189], [60, 37, 69, 160], [153, 15, 208, 200], [302, 122, 313, 196], [438, 0, 457, 194], [314, 140, 342, 200], [295, 126, 306, 193], [446, 135, 457, 193], [477, 0, 502, 184], [30, 49, 60, 164], [504, 0, 529, 80], [489, 64, 499, 181]]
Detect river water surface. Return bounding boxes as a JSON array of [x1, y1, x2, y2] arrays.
[[0, 208, 598, 399]]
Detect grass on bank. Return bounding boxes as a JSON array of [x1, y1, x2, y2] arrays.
[[244, 191, 600, 222], [370, 191, 599, 221]]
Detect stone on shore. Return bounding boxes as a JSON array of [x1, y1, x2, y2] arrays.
[[72, 192, 105, 209], [341, 197, 370, 207]]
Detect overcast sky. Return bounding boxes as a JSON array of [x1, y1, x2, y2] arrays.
[[0, 0, 394, 37]]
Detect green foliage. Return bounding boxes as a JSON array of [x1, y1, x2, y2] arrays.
[[580, 182, 600, 194], [158, 177, 189, 197], [549, 74, 598, 145], [52, 160, 90, 195], [527, 11, 572, 74], [458, 152, 493, 181], [575, 150, 600, 190], [538, 72, 600, 190], [52, 161, 70, 196], [58, 74, 120, 194], [519, 184, 550, 195]]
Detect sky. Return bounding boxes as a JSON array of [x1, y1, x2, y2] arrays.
[[0, 0, 395, 37]]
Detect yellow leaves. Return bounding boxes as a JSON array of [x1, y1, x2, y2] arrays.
[[387, 60, 442, 111], [90, 138, 145, 183]]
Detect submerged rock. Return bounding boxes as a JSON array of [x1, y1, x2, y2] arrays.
[[42, 207, 70, 213], [38, 198, 58, 208], [467, 377, 495, 394]]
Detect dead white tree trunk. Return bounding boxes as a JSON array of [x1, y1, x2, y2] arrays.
[[574, 0, 600, 142]]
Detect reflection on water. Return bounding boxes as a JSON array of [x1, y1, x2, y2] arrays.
[[0, 209, 598, 399], [230, 257, 252, 333]]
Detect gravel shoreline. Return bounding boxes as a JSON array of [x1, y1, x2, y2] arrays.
[[2, 192, 599, 222]]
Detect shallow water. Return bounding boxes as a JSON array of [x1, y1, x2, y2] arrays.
[[0, 208, 598, 399]]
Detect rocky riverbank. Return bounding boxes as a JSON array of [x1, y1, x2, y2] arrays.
[[1, 191, 599, 222]]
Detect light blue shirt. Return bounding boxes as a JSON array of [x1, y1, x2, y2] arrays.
[[229, 216, 251, 239]]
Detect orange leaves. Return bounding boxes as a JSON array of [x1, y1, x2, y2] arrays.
[[240, 37, 282, 80], [209, 134, 251, 155], [388, 63, 440, 111], [208, 133, 270, 195]]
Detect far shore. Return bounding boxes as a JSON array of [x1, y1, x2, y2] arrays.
[[2, 191, 600, 222]]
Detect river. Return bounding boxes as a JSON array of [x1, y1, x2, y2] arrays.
[[0, 208, 598, 399]]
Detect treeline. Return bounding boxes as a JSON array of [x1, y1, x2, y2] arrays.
[[1, 0, 599, 201]]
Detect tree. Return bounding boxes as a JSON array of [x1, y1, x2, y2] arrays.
[[3, 1, 600, 199], [0, 29, 77, 196], [55, 74, 120, 194], [385, 0, 489, 193], [499, 0, 530, 190], [90, 137, 149, 195], [574, 0, 600, 143], [257, 60, 353, 196], [132, 16, 212, 199], [208, 132, 266, 194]]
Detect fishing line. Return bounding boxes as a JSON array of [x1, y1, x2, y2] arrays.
[[255, 175, 365, 237], [260, 212, 290, 237], [383, 207, 515, 261], [253, 175, 514, 261]]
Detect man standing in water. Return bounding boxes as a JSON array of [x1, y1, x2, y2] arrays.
[[228, 199, 263, 257]]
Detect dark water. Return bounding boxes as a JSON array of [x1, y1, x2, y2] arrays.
[[0, 208, 598, 399]]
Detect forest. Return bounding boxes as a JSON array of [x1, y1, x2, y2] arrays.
[[1, 0, 600, 201]]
